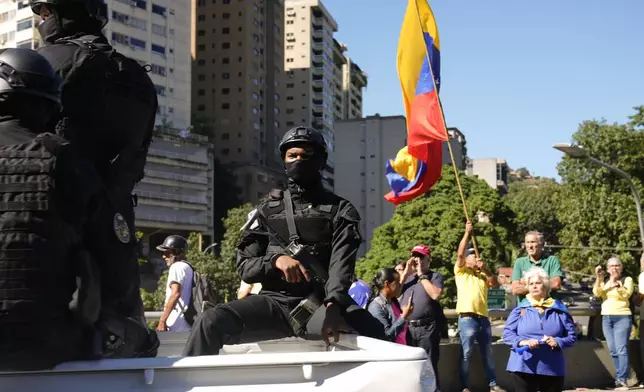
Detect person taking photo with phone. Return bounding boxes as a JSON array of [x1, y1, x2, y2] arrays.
[[399, 244, 445, 391], [455, 222, 505, 392], [367, 268, 412, 345]]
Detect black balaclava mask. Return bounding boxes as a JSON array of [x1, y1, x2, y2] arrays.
[[284, 144, 324, 188], [37, 3, 104, 44]]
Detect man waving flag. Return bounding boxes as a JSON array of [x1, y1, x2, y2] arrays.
[[385, 0, 448, 205]]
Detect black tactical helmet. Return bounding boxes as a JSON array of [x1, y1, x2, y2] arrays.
[[0, 48, 61, 105], [278, 126, 328, 161], [30, 0, 108, 26], [156, 235, 188, 255]]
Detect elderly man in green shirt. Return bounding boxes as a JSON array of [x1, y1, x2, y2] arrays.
[[511, 231, 564, 302]]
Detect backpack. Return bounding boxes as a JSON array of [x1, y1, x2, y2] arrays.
[[179, 262, 218, 326], [49, 35, 157, 194]]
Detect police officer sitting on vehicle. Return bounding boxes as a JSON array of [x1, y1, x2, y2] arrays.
[[0, 48, 102, 370], [183, 127, 385, 356], [29, 0, 159, 358]]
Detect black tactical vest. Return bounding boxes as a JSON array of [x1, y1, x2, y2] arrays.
[[0, 134, 79, 323], [259, 188, 339, 296]]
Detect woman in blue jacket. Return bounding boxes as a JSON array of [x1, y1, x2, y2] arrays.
[[503, 266, 578, 392]]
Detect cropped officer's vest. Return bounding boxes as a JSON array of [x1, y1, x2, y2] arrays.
[[0, 133, 77, 323], [259, 188, 339, 296]]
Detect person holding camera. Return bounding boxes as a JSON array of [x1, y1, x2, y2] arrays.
[[399, 244, 445, 390], [593, 257, 634, 390]]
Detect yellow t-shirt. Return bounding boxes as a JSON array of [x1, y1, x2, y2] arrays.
[[593, 276, 634, 316], [454, 263, 489, 317]]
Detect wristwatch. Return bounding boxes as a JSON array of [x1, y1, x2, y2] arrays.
[[418, 274, 431, 282]]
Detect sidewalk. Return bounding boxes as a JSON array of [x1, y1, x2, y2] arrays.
[[565, 389, 644, 391]]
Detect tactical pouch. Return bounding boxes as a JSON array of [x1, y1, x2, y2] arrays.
[[288, 292, 322, 336]]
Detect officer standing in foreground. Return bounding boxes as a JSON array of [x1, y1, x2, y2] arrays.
[[29, 0, 159, 357], [0, 48, 101, 370], [183, 127, 385, 355]]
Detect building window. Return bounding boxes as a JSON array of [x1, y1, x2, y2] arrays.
[[223, 13, 230, 19], [223, 27, 230, 34], [197, 74, 205, 81], [222, 73, 230, 79], [198, 30, 205, 36], [151, 23, 166, 36], [222, 103, 230, 109], [130, 37, 146, 50], [112, 11, 147, 31], [222, 58, 230, 64], [154, 85, 166, 96], [151, 4, 166, 16], [222, 42, 230, 49], [197, 104, 205, 111], [198, 89, 205, 96], [197, 59, 205, 66], [150, 63, 166, 76], [151, 44, 166, 56], [221, 148, 230, 155], [16, 39, 31, 49], [16, 18, 32, 31], [222, 88, 230, 94]]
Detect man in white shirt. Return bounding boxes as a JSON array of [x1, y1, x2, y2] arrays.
[[155, 235, 194, 332]]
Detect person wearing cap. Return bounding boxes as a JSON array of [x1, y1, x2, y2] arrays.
[[156, 235, 193, 333], [399, 243, 445, 390], [455, 222, 504, 392]]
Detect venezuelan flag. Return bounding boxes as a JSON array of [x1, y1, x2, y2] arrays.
[[384, 0, 448, 205]]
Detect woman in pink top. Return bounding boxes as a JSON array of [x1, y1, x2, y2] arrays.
[[367, 268, 413, 345]]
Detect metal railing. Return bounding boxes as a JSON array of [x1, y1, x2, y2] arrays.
[[136, 190, 208, 205], [148, 148, 209, 165], [144, 307, 602, 322], [136, 212, 207, 225], [144, 169, 208, 185]]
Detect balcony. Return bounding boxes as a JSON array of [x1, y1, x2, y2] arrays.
[[136, 212, 207, 226], [144, 169, 208, 185], [137, 190, 208, 205], [148, 148, 209, 165]]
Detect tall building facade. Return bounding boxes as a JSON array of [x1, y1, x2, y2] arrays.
[[283, 0, 337, 190], [0, 0, 191, 130], [136, 128, 214, 253], [332, 39, 366, 121], [334, 115, 407, 257], [191, 0, 287, 204], [442, 127, 467, 170], [466, 157, 510, 193]]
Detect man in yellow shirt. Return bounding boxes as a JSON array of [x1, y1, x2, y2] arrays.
[[455, 222, 504, 392]]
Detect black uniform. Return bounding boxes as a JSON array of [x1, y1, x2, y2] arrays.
[[0, 48, 102, 370], [29, 0, 159, 358], [183, 127, 385, 356]]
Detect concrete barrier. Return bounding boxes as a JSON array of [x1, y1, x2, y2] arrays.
[[438, 340, 643, 392]]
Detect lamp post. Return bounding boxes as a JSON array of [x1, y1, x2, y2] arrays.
[[553, 143, 644, 251], [203, 243, 218, 255]]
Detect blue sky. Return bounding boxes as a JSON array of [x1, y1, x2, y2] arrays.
[[322, 0, 644, 179]]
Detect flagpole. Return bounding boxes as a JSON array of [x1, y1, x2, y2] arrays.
[[412, 0, 481, 259]]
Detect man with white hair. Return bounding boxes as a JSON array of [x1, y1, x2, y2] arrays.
[[511, 231, 564, 303]]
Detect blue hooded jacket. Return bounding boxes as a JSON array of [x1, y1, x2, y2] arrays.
[[503, 298, 577, 376]]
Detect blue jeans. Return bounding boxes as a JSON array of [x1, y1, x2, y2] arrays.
[[602, 315, 632, 384], [458, 315, 497, 388]]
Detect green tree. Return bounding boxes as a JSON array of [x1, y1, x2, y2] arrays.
[[556, 106, 644, 279], [190, 114, 214, 138], [505, 178, 562, 245], [356, 167, 516, 308]]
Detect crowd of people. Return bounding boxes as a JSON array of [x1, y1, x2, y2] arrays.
[[347, 223, 644, 392]]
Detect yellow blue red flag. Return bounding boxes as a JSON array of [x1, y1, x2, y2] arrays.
[[385, 0, 448, 205]]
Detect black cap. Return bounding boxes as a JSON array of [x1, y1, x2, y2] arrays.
[[278, 126, 328, 161]]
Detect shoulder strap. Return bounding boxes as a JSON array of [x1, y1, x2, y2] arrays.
[[283, 190, 300, 243]]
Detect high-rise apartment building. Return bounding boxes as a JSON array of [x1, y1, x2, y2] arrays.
[[136, 128, 214, 253], [191, 0, 287, 204], [0, 0, 191, 130], [332, 38, 366, 121], [283, 0, 337, 190], [282, 0, 367, 191], [466, 157, 510, 193], [334, 115, 407, 257]]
